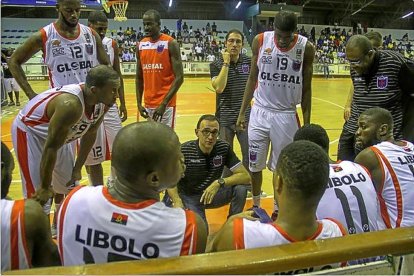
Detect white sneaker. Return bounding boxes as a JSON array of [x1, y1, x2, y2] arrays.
[[260, 191, 268, 198], [51, 224, 57, 239]]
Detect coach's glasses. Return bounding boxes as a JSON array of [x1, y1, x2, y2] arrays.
[[200, 129, 220, 138]]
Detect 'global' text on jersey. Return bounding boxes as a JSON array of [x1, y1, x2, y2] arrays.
[[57, 61, 93, 73], [260, 72, 301, 84], [143, 63, 164, 70]]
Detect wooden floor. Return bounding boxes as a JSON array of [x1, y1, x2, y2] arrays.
[[0, 76, 351, 234]]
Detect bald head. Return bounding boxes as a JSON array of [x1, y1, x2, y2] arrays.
[[86, 65, 119, 89], [112, 122, 181, 185], [346, 35, 373, 54], [365, 31, 382, 48]]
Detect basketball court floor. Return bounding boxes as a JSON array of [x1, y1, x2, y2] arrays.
[[0, 76, 351, 233]]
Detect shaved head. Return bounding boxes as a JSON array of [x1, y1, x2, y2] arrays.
[[346, 35, 373, 55], [112, 122, 182, 188]]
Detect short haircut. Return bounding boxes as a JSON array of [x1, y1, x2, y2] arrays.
[[225, 29, 244, 43], [85, 65, 119, 88], [274, 11, 297, 32], [365, 31, 382, 48], [88, 10, 108, 24], [360, 107, 394, 129], [144, 9, 161, 25], [111, 122, 179, 183], [293, 124, 330, 153], [277, 141, 329, 201], [1, 142, 13, 199], [196, 114, 219, 129], [346, 35, 373, 54]]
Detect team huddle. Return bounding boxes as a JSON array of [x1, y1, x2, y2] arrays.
[[1, 0, 414, 273]]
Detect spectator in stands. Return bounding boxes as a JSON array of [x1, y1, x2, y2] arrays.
[[209, 141, 347, 273], [121, 48, 133, 62], [162, 26, 170, 35], [183, 21, 188, 31], [338, 35, 414, 161], [206, 22, 211, 35], [176, 18, 182, 32], [181, 51, 188, 61], [1, 142, 61, 272], [57, 122, 207, 265], [212, 22, 217, 35], [206, 52, 215, 62], [195, 44, 204, 61], [164, 114, 251, 229], [355, 107, 414, 228]]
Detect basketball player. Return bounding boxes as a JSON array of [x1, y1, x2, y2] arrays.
[[57, 122, 207, 265], [86, 11, 127, 186], [355, 107, 414, 228], [210, 141, 346, 272], [8, 0, 109, 100], [8, 0, 109, 237], [11, 66, 119, 212], [1, 142, 60, 272], [236, 11, 315, 213], [136, 9, 184, 127]]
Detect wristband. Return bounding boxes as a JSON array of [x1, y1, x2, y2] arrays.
[[222, 63, 229, 67]]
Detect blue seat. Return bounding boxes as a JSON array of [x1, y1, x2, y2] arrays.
[[4, 30, 10, 32], [8, 36, 14, 38]]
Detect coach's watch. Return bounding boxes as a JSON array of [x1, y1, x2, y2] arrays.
[[218, 178, 226, 188]]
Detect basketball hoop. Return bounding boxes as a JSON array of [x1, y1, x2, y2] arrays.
[[107, 0, 128, 21]]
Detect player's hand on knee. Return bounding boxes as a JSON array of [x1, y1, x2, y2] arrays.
[[33, 187, 54, 206], [200, 181, 220, 205], [138, 105, 149, 119], [119, 104, 128, 122]]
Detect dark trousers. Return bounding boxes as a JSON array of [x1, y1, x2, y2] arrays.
[[164, 184, 248, 230]]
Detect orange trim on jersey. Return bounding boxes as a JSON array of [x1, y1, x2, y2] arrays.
[[272, 222, 323, 242], [48, 68, 55, 88], [19, 201, 31, 268], [111, 38, 116, 48], [104, 135, 111, 161], [39, 28, 47, 58], [275, 33, 299, 52], [295, 112, 301, 127], [258, 33, 264, 48], [53, 22, 81, 40], [180, 210, 197, 255], [58, 185, 84, 264], [22, 92, 61, 127], [358, 164, 373, 180], [10, 200, 25, 269], [233, 218, 245, 249], [371, 147, 403, 228], [16, 129, 35, 198], [101, 187, 157, 209]]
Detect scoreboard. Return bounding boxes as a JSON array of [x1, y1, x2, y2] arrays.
[[1, 0, 103, 9]]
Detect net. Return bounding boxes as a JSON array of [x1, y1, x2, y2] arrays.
[[108, 0, 128, 21]]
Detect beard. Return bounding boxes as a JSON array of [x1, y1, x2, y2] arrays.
[[60, 12, 78, 28]]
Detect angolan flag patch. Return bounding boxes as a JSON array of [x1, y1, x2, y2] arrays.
[[111, 212, 128, 225]]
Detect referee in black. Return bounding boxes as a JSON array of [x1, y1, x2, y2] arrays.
[[338, 35, 414, 161], [209, 29, 259, 203]]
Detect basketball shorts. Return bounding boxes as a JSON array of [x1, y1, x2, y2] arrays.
[[12, 121, 78, 197], [4, 78, 20, 93], [145, 106, 176, 128], [248, 105, 300, 172], [85, 104, 122, 166]]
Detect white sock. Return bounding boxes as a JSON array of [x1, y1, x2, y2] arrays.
[[253, 195, 261, 207], [42, 198, 52, 216]]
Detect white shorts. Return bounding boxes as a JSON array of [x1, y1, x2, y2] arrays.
[[248, 105, 300, 172], [85, 104, 122, 166], [4, 78, 20, 93], [12, 121, 79, 197], [145, 106, 176, 128]]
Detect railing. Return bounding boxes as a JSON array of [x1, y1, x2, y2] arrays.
[[5, 227, 414, 275]]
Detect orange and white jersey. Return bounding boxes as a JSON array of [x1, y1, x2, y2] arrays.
[[1, 199, 30, 272], [41, 23, 99, 88], [14, 84, 106, 143], [254, 32, 307, 112], [138, 34, 176, 108], [232, 218, 346, 273], [102, 37, 115, 66], [317, 161, 386, 234], [371, 141, 414, 228], [57, 186, 199, 266]]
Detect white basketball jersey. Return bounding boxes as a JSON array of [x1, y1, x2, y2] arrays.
[[371, 141, 414, 228], [1, 199, 30, 272], [233, 218, 346, 273], [41, 23, 99, 87], [102, 37, 115, 66], [254, 32, 307, 112], [15, 84, 106, 143], [58, 186, 199, 266], [317, 161, 386, 234]]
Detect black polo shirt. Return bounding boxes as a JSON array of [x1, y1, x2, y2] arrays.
[[178, 139, 241, 195], [210, 54, 252, 126]]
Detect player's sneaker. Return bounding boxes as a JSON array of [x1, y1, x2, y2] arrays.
[[8, 101, 15, 106]]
